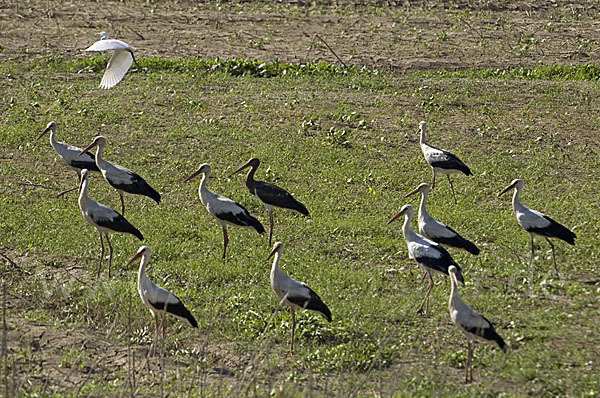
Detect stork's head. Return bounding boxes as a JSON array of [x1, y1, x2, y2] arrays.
[[448, 265, 459, 285], [79, 169, 89, 192], [127, 246, 151, 266], [230, 157, 260, 176], [386, 204, 414, 225], [38, 121, 57, 139], [403, 183, 431, 199], [267, 241, 284, 260], [78, 136, 106, 157], [183, 163, 211, 182], [498, 178, 523, 197]]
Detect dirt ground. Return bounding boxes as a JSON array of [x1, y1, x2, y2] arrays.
[[2, 0, 600, 394]]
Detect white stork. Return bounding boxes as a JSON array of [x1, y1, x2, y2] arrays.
[[267, 242, 332, 355], [85, 32, 137, 89], [78, 169, 143, 277], [448, 265, 508, 383], [404, 183, 479, 255], [37, 121, 100, 197], [387, 204, 464, 314], [79, 136, 161, 215], [127, 246, 198, 347], [183, 163, 265, 259], [418, 121, 472, 204], [231, 158, 309, 246], [498, 179, 576, 275]]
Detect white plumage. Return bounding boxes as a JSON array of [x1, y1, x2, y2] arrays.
[[418, 121, 472, 204], [79, 136, 160, 215], [37, 121, 100, 197], [127, 246, 197, 345], [267, 242, 331, 355], [498, 179, 575, 275], [78, 169, 143, 278], [387, 204, 464, 314], [85, 32, 137, 89], [448, 265, 507, 383], [183, 163, 264, 258], [404, 183, 479, 255]]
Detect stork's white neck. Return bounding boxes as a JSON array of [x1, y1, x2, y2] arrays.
[[78, 176, 91, 211], [93, 141, 108, 169], [198, 172, 210, 205], [419, 127, 427, 146], [401, 211, 418, 243], [47, 127, 59, 151], [137, 254, 149, 291], [448, 275, 460, 311], [511, 185, 525, 214], [418, 190, 430, 221], [270, 251, 283, 282]]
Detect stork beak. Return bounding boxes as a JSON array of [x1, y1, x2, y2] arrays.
[[78, 141, 97, 158], [266, 246, 279, 261], [37, 125, 52, 140], [183, 168, 202, 183], [230, 160, 252, 177], [387, 209, 404, 225], [126, 251, 143, 266], [498, 182, 515, 197], [403, 186, 421, 199]]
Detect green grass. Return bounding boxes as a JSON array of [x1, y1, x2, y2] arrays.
[[1, 55, 599, 396]]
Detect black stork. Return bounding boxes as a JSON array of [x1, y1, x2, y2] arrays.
[[387, 204, 464, 314], [267, 242, 332, 355], [37, 121, 100, 197], [498, 179, 576, 276], [231, 158, 309, 246], [183, 163, 265, 259], [78, 169, 143, 277], [419, 121, 472, 204], [79, 136, 160, 215]]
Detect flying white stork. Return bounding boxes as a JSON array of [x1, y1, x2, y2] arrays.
[[498, 179, 576, 275], [231, 157, 309, 246], [404, 183, 479, 255], [387, 204, 464, 314], [448, 265, 508, 383], [267, 242, 332, 355], [78, 169, 143, 277], [79, 136, 161, 215], [85, 32, 137, 89], [127, 246, 198, 347], [418, 121, 472, 204], [183, 163, 265, 259], [37, 121, 100, 197]]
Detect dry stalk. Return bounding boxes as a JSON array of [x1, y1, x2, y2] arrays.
[[2, 281, 8, 398]]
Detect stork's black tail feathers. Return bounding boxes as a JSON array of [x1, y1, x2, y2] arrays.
[[544, 215, 576, 245], [166, 301, 198, 328], [250, 216, 266, 234]]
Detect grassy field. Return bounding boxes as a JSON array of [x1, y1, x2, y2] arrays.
[[2, 3, 600, 397]]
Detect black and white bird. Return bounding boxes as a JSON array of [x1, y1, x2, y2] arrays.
[[448, 265, 507, 383], [404, 183, 479, 255], [267, 242, 332, 355], [231, 158, 309, 246], [78, 169, 143, 277], [183, 163, 265, 259], [79, 136, 160, 215], [85, 32, 138, 89], [418, 121, 472, 204], [37, 121, 100, 197], [498, 179, 576, 275], [387, 204, 464, 314], [127, 246, 198, 346]]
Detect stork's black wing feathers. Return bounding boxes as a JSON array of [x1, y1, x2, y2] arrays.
[[527, 215, 576, 245], [287, 287, 332, 322], [110, 171, 161, 204], [433, 225, 480, 255], [254, 181, 309, 216], [149, 297, 198, 328], [464, 315, 507, 353], [414, 244, 464, 282], [429, 148, 472, 176], [95, 214, 144, 240], [216, 205, 265, 234], [70, 157, 101, 172]]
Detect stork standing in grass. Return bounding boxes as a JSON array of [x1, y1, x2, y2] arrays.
[[85, 32, 138, 89], [387, 204, 464, 314], [78, 169, 143, 277], [267, 242, 331, 355], [404, 183, 479, 255], [183, 163, 265, 259], [127, 246, 198, 348], [231, 158, 309, 246], [448, 265, 508, 383], [37, 121, 100, 197], [498, 179, 576, 276], [418, 121, 472, 204], [79, 136, 160, 215]]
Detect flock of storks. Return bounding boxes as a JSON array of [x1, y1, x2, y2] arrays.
[[35, 33, 577, 383]]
